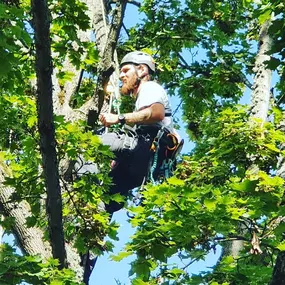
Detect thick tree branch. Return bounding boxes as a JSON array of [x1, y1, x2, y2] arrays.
[[51, 0, 98, 121], [32, 0, 66, 268], [79, 0, 126, 127], [250, 20, 272, 121], [270, 252, 285, 285], [0, 181, 52, 258], [97, 0, 127, 108]]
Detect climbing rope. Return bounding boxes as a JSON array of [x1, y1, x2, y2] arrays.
[[149, 127, 167, 184], [100, 0, 121, 132], [112, 97, 121, 115]]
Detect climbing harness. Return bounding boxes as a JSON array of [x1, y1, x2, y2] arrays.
[[148, 126, 183, 184], [127, 126, 183, 213]]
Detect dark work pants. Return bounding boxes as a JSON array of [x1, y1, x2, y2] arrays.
[[100, 131, 153, 214]]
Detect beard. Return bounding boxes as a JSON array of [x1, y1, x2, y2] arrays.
[[120, 75, 139, 95]]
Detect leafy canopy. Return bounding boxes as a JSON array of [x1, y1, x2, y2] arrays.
[[1, 0, 285, 284]]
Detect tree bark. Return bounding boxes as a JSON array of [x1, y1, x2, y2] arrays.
[[81, 0, 127, 127], [52, 0, 98, 121], [0, 165, 85, 279], [223, 20, 273, 260], [51, 0, 126, 126], [250, 20, 272, 121], [269, 252, 285, 285], [32, 0, 66, 268], [0, 166, 52, 258], [0, 190, 52, 259]]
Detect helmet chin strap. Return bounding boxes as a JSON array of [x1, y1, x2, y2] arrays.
[[128, 65, 148, 96], [132, 78, 141, 97], [134, 65, 148, 85], [133, 66, 142, 88]]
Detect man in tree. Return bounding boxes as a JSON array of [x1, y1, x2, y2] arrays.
[[98, 51, 180, 213]]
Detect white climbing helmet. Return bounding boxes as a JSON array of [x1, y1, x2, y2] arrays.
[[120, 51, 155, 72]]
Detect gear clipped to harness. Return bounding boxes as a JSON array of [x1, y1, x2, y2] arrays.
[[148, 127, 184, 185], [127, 126, 183, 216]]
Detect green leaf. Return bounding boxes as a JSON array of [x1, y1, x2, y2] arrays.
[[27, 115, 37, 128], [25, 216, 37, 228], [50, 280, 63, 285], [152, 244, 167, 262], [276, 242, 285, 251], [265, 57, 281, 70], [204, 199, 217, 211], [110, 251, 133, 262], [0, 57, 11, 75], [264, 143, 280, 153], [231, 179, 257, 192], [167, 176, 185, 186], [132, 279, 149, 285], [57, 70, 75, 86], [258, 7, 272, 25], [25, 255, 43, 263], [166, 268, 185, 277], [136, 262, 150, 279]]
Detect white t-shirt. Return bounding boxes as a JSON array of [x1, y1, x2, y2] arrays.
[[135, 81, 174, 133]]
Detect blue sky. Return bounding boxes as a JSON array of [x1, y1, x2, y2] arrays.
[[90, 210, 222, 285]]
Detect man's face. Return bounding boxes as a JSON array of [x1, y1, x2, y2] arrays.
[[119, 64, 139, 95]]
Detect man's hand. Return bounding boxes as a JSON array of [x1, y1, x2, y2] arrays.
[[99, 113, 119, 127]]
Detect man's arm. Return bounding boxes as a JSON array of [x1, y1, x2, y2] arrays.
[[99, 103, 165, 127]]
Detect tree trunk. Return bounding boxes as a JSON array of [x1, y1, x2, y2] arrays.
[[0, 167, 52, 258], [249, 20, 273, 121], [269, 252, 285, 285], [224, 19, 273, 259], [32, 0, 66, 268]]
